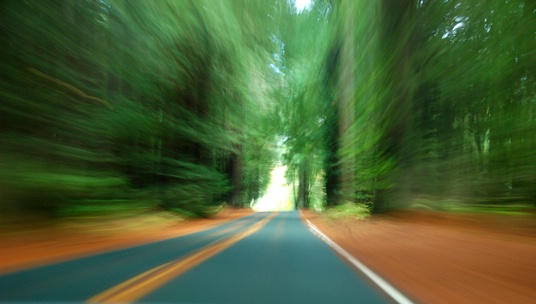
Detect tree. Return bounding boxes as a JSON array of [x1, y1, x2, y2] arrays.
[[0, 0, 280, 218]]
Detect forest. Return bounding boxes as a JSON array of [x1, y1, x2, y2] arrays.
[[0, 0, 534, 219]]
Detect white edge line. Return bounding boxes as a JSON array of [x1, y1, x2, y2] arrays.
[[303, 217, 415, 304]]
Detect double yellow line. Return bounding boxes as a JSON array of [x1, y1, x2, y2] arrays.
[[88, 212, 278, 303]]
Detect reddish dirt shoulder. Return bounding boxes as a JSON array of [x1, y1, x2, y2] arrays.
[[301, 210, 536, 304], [0, 208, 253, 275]]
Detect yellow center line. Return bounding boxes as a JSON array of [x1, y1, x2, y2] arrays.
[[87, 212, 278, 303], [193, 214, 262, 242]]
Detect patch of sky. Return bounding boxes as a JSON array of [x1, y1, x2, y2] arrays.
[[269, 34, 286, 74], [269, 63, 282, 74], [294, 0, 312, 14]]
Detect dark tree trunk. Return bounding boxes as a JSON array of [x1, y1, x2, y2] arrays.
[[297, 161, 309, 208], [373, 0, 415, 213]]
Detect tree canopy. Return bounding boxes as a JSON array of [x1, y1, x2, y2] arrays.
[[0, 0, 534, 218]]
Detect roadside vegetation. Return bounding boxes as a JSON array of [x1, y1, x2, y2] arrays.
[[324, 202, 371, 220]]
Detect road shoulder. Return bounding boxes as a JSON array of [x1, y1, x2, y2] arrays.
[[301, 209, 536, 304], [0, 208, 253, 274]]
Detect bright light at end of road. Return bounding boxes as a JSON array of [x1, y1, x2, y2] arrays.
[[252, 165, 293, 212]]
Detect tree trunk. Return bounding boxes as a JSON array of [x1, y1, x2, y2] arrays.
[[231, 147, 243, 207], [297, 160, 309, 208], [373, 0, 414, 213], [337, 0, 357, 204]]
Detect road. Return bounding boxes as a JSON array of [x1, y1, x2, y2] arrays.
[[0, 211, 395, 303]]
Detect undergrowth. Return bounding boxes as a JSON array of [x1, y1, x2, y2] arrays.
[[324, 202, 371, 220]]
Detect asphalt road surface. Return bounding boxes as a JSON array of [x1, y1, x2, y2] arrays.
[[0, 211, 396, 303]]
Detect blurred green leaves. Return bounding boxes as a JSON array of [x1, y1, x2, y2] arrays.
[[0, 0, 279, 218], [1, 0, 534, 220], [279, 0, 535, 213]]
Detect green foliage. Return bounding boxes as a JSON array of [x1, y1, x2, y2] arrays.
[[371, 0, 536, 211], [443, 203, 535, 216], [280, 0, 535, 214], [0, 0, 279, 218], [1, 0, 533, 219], [325, 202, 371, 220]]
